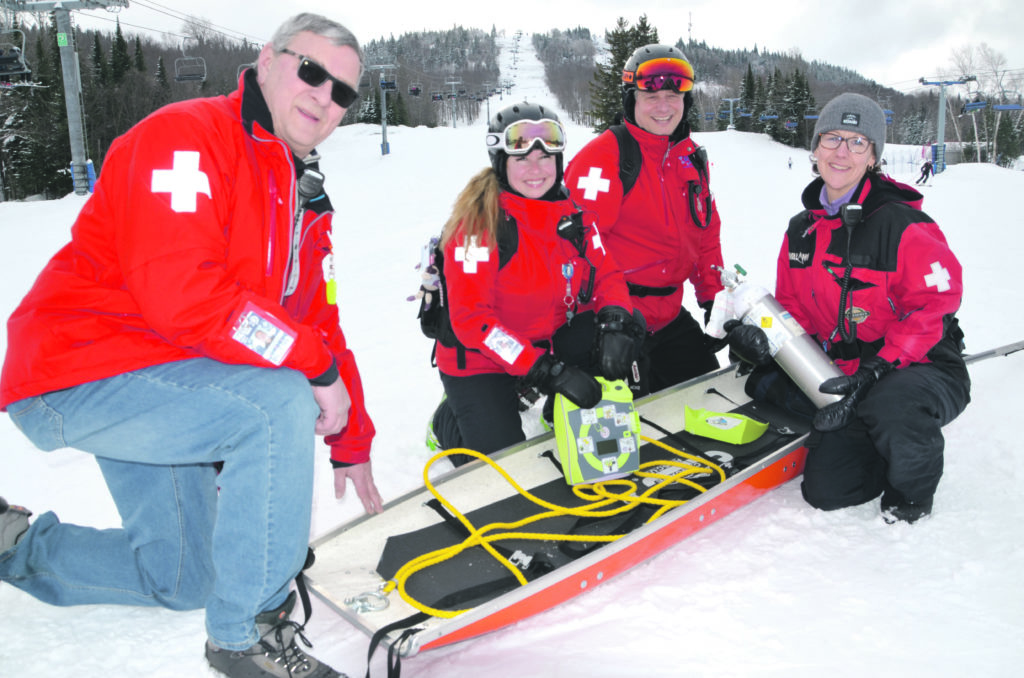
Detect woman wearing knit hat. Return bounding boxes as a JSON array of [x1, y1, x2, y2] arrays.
[[724, 92, 971, 524]]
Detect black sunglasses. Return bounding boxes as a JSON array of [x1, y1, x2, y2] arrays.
[[279, 48, 359, 108]]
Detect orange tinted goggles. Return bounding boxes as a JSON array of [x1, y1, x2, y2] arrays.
[[625, 57, 695, 93]]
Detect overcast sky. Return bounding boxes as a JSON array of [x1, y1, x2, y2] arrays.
[[58, 0, 1024, 94]]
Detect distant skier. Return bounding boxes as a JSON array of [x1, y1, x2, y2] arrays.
[[915, 159, 934, 184], [788, 156, 793, 169], [721, 93, 970, 525]]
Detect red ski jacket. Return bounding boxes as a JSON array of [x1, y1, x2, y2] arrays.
[[776, 173, 966, 375], [0, 72, 375, 464], [437, 190, 633, 377], [565, 121, 724, 332]]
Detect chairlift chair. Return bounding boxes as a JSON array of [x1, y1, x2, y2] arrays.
[[759, 110, 779, 121], [0, 28, 32, 81], [409, 82, 422, 96], [175, 39, 207, 83]]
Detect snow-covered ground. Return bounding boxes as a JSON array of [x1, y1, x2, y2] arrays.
[[2, 31, 1023, 678]]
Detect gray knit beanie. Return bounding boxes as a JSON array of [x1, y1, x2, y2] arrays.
[[812, 93, 886, 161]]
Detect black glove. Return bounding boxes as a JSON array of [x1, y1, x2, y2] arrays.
[[813, 356, 895, 431], [525, 354, 602, 409], [721, 319, 773, 367], [594, 306, 642, 381], [699, 300, 714, 326]]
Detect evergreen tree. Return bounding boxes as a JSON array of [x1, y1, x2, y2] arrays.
[[133, 36, 145, 73], [153, 55, 171, 109], [358, 87, 380, 124], [630, 14, 658, 47], [90, 33, 108, 86], [109, 19, 131, 84], [737, 64, 756, 133], [7, 22, 72, 197], [587, 16, 658, 133]]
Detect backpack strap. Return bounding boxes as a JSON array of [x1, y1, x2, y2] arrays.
[[609, 124, 642, 197]]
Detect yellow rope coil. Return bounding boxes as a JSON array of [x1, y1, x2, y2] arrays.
[[383, 435, 725, 618]]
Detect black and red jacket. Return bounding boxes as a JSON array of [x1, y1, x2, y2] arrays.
[[776, 172, 966, 376]]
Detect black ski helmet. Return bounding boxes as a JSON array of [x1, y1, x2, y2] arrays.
[[487, 101, 565, 200], [621, 44, 694, 135]]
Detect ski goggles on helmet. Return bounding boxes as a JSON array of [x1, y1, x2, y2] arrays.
[[280, 48, 360, 108], [625, 57, 695, 93], [486, 118, 566, 155]]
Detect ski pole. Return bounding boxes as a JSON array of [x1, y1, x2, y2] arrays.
[[964, 339, 1024, 365]]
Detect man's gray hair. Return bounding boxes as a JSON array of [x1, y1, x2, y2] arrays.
[[269, 13, 364, 76]]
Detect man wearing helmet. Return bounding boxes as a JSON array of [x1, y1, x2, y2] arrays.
[[426, 102, 640, 462], [566, 44, 725, 396]]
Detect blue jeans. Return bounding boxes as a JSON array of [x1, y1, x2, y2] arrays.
[[0, 358, 319, 650]]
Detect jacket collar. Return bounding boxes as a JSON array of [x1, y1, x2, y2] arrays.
[[624, 119, 697, 156], [802, 172, 924, 219], [237, 68, 320, 171]]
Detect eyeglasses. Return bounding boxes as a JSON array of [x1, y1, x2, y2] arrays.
[[485, 118, 566, 155], [625, 57, 695, 93], [279, 48, 360, 108], [817, 133, 872, 154]]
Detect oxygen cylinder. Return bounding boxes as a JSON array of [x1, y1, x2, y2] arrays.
[[717, 266, 843, 409]]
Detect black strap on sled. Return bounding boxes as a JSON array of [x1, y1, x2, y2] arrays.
[[363, 578, 541, 678], [294, 547, 316, 627]]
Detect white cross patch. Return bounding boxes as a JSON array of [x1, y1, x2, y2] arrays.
[[924, 261, 951, 292], [576, 166, 610, 201], [151, 151, 211, 213], [454, 236, 489, 274]]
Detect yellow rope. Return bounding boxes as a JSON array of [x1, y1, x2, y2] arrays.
[[381, 435, 725, 618]]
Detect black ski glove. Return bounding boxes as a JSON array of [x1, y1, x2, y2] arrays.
[[525, 354, 602, 409], [594, 306, 644, 381], [813, 356, 895, 431], [699, 300, 714, 326], [720, 319, 773, 367]]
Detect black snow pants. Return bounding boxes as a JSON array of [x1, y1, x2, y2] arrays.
[[746, 360, 970, 510], [433, 371, 526, 466]]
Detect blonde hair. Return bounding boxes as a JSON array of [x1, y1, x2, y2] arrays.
[[440, 168, 504, 251]]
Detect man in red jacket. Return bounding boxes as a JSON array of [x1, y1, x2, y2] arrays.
[[566, 44, 724, 396], [0, 13, 378, 678]]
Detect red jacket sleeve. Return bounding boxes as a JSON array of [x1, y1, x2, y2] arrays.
[[282, 210, 375, 464], [875, 223, 963, 366]]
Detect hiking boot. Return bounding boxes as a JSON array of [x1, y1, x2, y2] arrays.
[[206, 591, 345, 678], [881, 491, 933, 525], [516, 384, 542, 412], [0, 497, 31, 553], [425, 395, 446, 452]]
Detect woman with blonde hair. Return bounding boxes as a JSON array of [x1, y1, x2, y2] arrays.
[[427, 102, 641, 464]]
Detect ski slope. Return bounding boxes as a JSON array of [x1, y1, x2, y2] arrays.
[[1, 30, 1023, 678]]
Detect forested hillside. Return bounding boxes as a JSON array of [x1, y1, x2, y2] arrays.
[[1, 14, 1021, 201]]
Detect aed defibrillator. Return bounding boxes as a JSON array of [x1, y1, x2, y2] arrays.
[[553, 377, 641, 485]]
